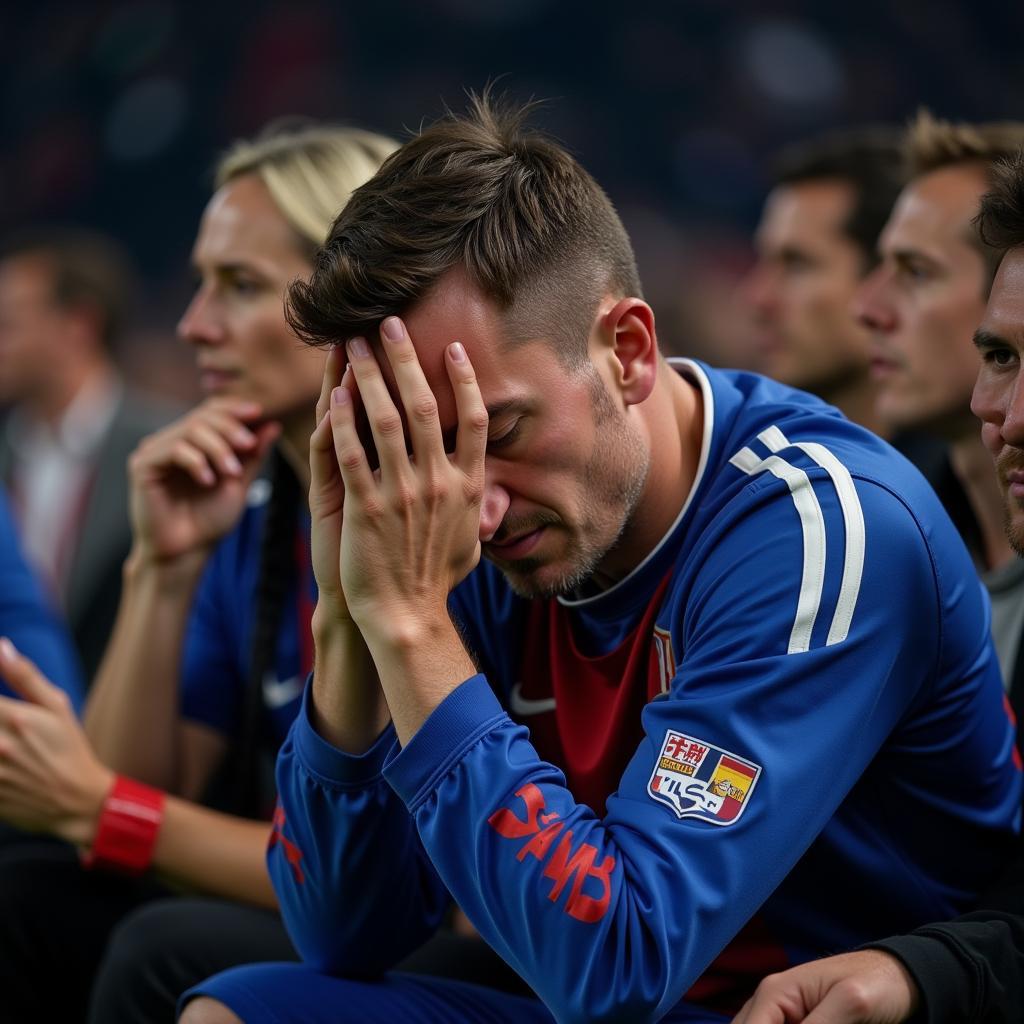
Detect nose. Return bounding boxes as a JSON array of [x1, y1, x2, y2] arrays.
[[478, 480, 510, 543], [975, 364, 1024, 449], [177, 286, 225, 346], [852, 267, 896, 333]]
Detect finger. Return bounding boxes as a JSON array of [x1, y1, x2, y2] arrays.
[[195, 408, 262, 451], [801, 987, 861, 1024], [446, 343, 488, 479], [731, 997, 752, 1023], [346, 336, 412, 481], [185, 422, 245, 477], [310, 394, 342, 501], [329, 381, 379, 502], [310, 365, 355, 492], [165, 440, 218, 486], [379, 316, 446, 470], [729, 994, 785, 1024], [316, 345, 347, 425], [0, 639, 71, 715]]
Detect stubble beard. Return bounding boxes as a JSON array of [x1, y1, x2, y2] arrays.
[[1003, 501, 1024, 559], [996, 448, 1024, 558], [500, 374, 651, 600]]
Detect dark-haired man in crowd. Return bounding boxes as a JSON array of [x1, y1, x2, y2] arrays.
[[733, 147, 1024, 1024], [854, 113, 1024, 691], [0, 229, 174, 680], [183, 98, 1020, 1024], [744, 128, 904, 437]]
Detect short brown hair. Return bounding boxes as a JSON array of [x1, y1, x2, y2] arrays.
[[772, 127, 906, 269], [976, 151, 1024, 255], [905, 111, 1024, 289], [0, 228, 135, 348], [286, 92, 641, 365]]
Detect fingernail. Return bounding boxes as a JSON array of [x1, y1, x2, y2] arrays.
[[0, 638, 14, 661], [332, 385, 350, 405], [449, 341, 467, 364], [380, 317, 403, 343], [348, 337, 369, 359], [226, 454, 243, 474]]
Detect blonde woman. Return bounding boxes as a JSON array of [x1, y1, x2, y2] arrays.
[[0, 120, 396, 1023]]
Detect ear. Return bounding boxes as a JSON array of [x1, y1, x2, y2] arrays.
[[597, 297, 658, 407]]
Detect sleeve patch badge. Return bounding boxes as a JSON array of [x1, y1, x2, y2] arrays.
[[648, 730, 762, 825]]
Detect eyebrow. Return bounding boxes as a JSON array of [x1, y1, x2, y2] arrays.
[[973, 327, 1007, 350], [190, 260, 261, 278], [890, 247, 938, 267]]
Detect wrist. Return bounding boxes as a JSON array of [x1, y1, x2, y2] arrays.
[[80, 775, 165, 876], [60, 764, 115, 847], [125, 543, 209, 592], [312, 600, 361, 646], [360, 612, 476, 746], [356, 604, 454, 653]]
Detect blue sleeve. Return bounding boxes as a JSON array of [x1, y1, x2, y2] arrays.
[[0, 494, 84, 711], [269, 470, 1014, 1022], [268, 684, 450, 974], [376, 479, 1000, 1024]]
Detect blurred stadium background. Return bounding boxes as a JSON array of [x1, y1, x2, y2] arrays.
[[2, 0, 1022, 402]]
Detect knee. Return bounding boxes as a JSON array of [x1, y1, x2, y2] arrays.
[[179, 996, 243, 1024]]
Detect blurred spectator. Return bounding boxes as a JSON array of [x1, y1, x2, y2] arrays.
[[732, 141, 1024, 1024], [0, 120, 398, 1024], [742, 126, 905, 435], [0, 229, 175, 680], [854, 111, 1024, 687]]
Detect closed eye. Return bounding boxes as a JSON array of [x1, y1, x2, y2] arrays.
[[487, 419, 523, 452]]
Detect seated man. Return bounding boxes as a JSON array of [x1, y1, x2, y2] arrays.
[[731, 149, 1024, 1024], [182, 95, 1021, 1024]]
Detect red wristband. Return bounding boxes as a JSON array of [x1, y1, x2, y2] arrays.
[[81, 775, 165, 877]]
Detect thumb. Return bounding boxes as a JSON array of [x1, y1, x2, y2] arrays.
[[0, 638, 68, 714]]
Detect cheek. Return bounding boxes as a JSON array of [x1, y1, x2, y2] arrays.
[[246, 317, 313, 377], [980, 421, 1004, 455]]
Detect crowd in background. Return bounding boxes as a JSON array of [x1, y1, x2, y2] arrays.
[[2, 4, 1024, 1023], [3, 1, 1023, 398]]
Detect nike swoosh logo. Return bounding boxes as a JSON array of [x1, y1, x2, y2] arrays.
[[263, 672, 304, 710], [508, 682, 557, 717]]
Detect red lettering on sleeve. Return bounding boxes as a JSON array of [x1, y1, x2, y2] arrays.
[[516, 821, 565, 862], [542, 832, 616, 924], [268, 803, 305, 885], [488, 786, 616, 923], [487, 783, 548, 839]]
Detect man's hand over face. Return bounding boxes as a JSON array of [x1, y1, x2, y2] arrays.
[[327, 316, 487, 644]]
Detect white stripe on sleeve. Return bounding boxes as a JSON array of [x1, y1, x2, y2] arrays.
[[729, 445, 826, 654], [758, 427, 865, 646]]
